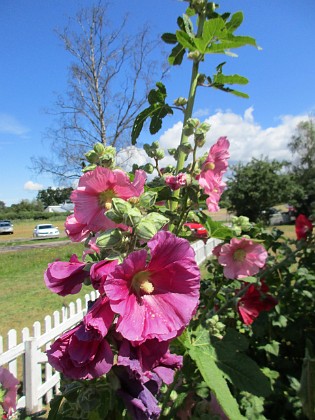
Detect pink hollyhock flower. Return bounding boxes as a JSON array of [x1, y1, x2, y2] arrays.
[[104, 231, 200, 344], [44, 254, 89, 296], [47, 297, 114, 379], [201, 136, 230, 175], [215, 237, 268, 279], [0, 367, 19, 417], [90, 259, 119, 293], [295, 214, 313, 240], [70, 166, 146, 233], [237, 282, 278, 325], [64, 213, 90, 242], [165, 173, 187, 191]]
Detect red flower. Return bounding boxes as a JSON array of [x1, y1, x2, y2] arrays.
[[295, 214, 313, 240], [237, 282, 277, 325]]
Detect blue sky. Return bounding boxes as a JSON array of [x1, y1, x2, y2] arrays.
[[0, 0, 314, 206]]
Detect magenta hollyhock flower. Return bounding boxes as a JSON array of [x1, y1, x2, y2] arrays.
[[201, 136, 230, 175], [47, 297, 114, 379], [237, 282, 278, 325], [70, 166, 146, 233], [44, 254, 89, 296], [295, 214, 313, 240], [104, 231, 200, 344], [90, 259, 119, 293], [0, 367, 19, 417], [64, 213, 90, 242], [215, 237, 268, 279], [165, 173, 187, 191]]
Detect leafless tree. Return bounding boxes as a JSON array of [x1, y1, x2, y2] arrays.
[[32, 3, 165, 182]]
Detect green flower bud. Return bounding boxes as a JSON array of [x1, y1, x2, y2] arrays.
[[96, 228, 123, 248], [173, 97, 188, 106], [123, 207, 142, 227], [183, 118, 200, 136], [179, 143, 193, 154], [155, 149, 165, 160], [139, 191, 158, 208], [152, 141, 159, 149], [111, 198, 132, 216], [143, 163, 154, 174], [93, 142, 106, 155], [82, 164, 97, 173], [187, 50, 203, 61], [168, 148, 177, 156], [194, 133, 206, 147], [84, 150, 99, 163], [135, 220, 158, 241], [105, 209, 123, 223]]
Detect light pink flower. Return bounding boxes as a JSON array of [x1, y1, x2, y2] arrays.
[[104, 231, 200, 344], [215, 237, 268, 279], [44, 254, 89, 296], [0, 367, 19, 416], [65, 213, 90, 242], [70, 166, 146, 233], [201, 136, 230, 175], [165, 173, 187, 191]]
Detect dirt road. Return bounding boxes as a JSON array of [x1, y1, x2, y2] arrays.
[[0, 239, 71, 253]]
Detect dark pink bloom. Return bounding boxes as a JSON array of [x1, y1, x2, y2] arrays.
[[237, 282, 278, 325], [64, 213, 90, 242], [90, 259, 119, 293], [165, 173, 187, 191], [215, 237, 268, 279], [44, 254, 89, 296], [70, 166, 146, 233], [295, 214, 313, 240], [47, 297, 114, 379], [104, 231, 200, 344], [0, 367, 19, 417]]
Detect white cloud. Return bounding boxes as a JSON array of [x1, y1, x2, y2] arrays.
[[116, 146, 153, 171], [157, 107, 308, 164], [24, 181, 44, 191], [0, 113, 29, 136]]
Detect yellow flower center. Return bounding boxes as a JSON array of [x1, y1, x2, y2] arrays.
[[98, 189, 116, 210], [132, 271, 154, 295], [204, 162, 215, 171], [233, 249, 246, 262]]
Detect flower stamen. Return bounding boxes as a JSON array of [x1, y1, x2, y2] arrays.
[[99, 189, 116, 210], [132, 271, 154, 295]]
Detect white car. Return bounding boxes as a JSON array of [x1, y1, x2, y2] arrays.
[[33, 224, 60, 239], [0, 220, 14, 234]]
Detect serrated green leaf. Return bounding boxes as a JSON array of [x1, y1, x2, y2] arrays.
[[161, 32, 177, 44], [168, 42, 186, 65], [195, 18, 226, 53], [176, 30, 196, 50], [213, 73, 249, 86], [226, 11, 244, 33]]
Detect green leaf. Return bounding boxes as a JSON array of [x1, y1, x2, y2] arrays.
[[187, 327, 246, 420], [194, 18, 226, 53], [213, 73, 249, 86], [161, 32, 177, 44], [47, 395, 63, 420], [200, 215, 234, 240], [298, 340, 315, 420], [168, 42, 186, 65], [176, 30, 196, 51], [226, 11, 244, 33]]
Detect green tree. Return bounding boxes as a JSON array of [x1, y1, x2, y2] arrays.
[[289, 117, 315, 216], [224, 158, 299, 222], [37, 187, 73, 208]]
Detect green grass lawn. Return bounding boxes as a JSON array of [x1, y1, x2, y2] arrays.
[[0, 242, 92, 340]]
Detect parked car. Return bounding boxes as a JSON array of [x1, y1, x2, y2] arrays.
[[33, 224, 60, 239], [0, 220, 14, 234], [184, 222, 208, 239]]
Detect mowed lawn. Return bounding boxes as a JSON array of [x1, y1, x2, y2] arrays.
[[0, 242, 90, 340]]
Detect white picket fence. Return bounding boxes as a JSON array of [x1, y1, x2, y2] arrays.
[[0, 238, 220, 415]]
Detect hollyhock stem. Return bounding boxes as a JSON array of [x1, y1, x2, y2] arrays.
[[160, 370, 180, 416]]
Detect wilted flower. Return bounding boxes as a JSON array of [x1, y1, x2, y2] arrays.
[[47, 297, 114, 379], [70, 166, 146, 234], [214, 237, 268, 279], [165, 173, 187, 190], [104, 231, 200, 344], [44, 254, 89, 296], [295, 214, 313, 240], [0, 367, 19, 417], [237, 281, 278, 325]]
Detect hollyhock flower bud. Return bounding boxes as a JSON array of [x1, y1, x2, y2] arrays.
[[47, 297, 114, 380], [165, 173, 187, 191], [295, 214, 313, 240], [44, 254, 89, 296], [90, 259, 119, 293], [0, 367, 19, 417], [215, 237, 268, 280], [104, 231, 200, 344], [65, 213, 90, 242], [237, 281, 278, 325]]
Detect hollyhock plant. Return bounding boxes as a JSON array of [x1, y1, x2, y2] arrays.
[[295, 213, 313, 240], [70, 166, 146, 234], [90, 259, 119, 292], [237, 282, 278, 325], [64, 213, 91, 242], [0, 367, 19, 417], [47, 297, 114, 379], [165, 172, 187, 190], [201, 136, 230, 175], [104, 231, 200, 344], [44, 254, 89, 296], [214, 237, 268, 280]]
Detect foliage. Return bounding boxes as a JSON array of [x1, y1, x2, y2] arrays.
[[223, 157, 300, 222], [37, 186, 73, 207], [289, 117, 315, 217]]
